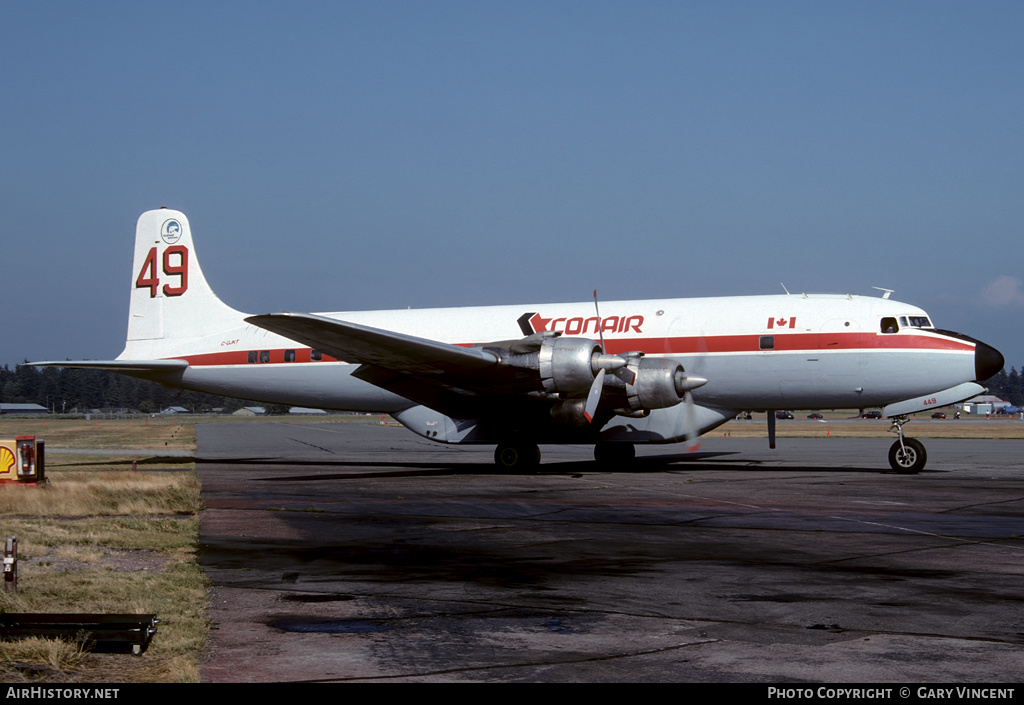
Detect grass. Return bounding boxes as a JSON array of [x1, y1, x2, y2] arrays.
[[0, 418, 205, 683], [0, 417, 195, 451]]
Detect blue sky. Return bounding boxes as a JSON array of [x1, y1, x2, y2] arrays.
[[3, 1, 1023, 370]]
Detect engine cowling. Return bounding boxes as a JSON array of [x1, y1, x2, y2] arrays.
[[537, 336, 602, 394], [621, 357, 696, 413], [492, 334, 705, 424]]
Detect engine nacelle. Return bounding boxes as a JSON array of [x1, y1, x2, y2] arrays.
[[549, 398, 590, 426], [538, 336, 601, 394], [622, 357, 690, 412]]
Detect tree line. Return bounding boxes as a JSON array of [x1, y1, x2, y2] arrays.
[[0, 363, 253, 414], [981, 368, 1024, 407], [3, 361, 1023, 415]]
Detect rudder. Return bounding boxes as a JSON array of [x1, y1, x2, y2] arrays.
[[124, 209, 246, 353]]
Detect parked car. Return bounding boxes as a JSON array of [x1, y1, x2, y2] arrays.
[[807, 413, 823, 419], [775, 410, 794, 419], [862, 411, 883, 419], [931, 412, 946, 419]]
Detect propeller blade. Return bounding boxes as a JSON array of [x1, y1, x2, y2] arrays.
[[684, 391, 700, 451], [592, 290, 606, 351], [584, 368, 606, 423], [613, 366, 637, 385]]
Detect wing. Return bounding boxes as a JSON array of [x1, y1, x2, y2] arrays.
[[244, 313, 499, 375], [245, 312, 524, 418], [245, 312, 699, 426]]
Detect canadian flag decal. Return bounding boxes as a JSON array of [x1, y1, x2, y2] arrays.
[[768, 317, 796, 329]]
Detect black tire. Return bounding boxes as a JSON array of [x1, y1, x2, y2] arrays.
[[593, 442, 635, 468], [494, 442, 541, 469], [888, 438, 927, 474]]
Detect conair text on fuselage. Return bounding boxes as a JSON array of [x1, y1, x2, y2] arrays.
[[526, 313, 644, 336]]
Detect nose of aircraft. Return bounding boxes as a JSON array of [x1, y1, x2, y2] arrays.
[[975, 340, 1004, 382]]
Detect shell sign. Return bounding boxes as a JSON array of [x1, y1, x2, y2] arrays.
[[0, 437, 44, 484], [0, 446, 14, 478]]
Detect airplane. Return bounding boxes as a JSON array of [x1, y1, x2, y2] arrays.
[[32, 208, 1004, 474]]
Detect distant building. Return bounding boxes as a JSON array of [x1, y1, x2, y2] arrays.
[[160, 406, 190, 415], [232, 406, 266, 416], [0, 403, 48, 415], [959, 395, 1009, 415], [288, 407, 327, 415]]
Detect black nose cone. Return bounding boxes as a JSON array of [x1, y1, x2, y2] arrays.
[[975, 341, 1004, 382]]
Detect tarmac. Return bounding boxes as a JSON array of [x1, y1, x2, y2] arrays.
[[195, 419, 1024, 683]]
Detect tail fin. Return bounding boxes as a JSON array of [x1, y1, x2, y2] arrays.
[[121, 209, 247, 358]]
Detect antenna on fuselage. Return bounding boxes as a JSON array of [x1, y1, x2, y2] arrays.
[[781, 283, 791, 295], [872, 287, 894, 299]]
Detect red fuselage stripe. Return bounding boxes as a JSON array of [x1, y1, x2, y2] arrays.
[[171, 332, 973, 367]]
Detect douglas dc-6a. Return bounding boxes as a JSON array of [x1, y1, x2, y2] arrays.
[[33, 209, 1004, 473]]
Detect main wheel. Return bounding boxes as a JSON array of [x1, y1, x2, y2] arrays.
[[888, 438, 927, 474], [494, 442, 541, 470], [594, 442, 635, 468]]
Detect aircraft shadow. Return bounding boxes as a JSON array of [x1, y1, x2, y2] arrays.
[[197, 450, 898, 479]]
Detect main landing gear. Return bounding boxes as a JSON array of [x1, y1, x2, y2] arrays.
[[494, 441, 540, 470], [593, 441, 635, 468], [887, 415, 927, 474], [492, 441, 638, 470]]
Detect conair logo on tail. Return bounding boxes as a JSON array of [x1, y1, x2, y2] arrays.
[[518, 312, 645, 336], [161, 219, 183, 244]]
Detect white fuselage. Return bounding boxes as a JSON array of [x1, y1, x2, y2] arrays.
[[128, 292, 977, 424], [34, 209, 998, 456]]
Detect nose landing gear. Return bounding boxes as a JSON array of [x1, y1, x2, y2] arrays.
[[888, 415, 927, 474]]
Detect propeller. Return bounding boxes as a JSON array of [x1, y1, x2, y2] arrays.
[[668, 314, 708, 452], [581, 291, 636, 424], [582, 292, 613, 423], [592, 291, 637, 385], [583, 368, 605, 423], [584, 291, 708, 429], [683, 334, 704, 451]]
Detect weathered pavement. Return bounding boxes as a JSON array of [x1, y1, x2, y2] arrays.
[[196, 420, 1024, 682]]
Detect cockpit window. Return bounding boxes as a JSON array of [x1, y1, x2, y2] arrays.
[[880, 317, 899, 334], [906, 316, 932, 328]]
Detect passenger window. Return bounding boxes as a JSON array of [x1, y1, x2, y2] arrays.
[[259, 350, 270, 363], [880, 317, 899, 334], [284, 350, 295, 363], [759, 336, 775, 350], [311, 350, 322, 362], [247, 351, 257, 364]]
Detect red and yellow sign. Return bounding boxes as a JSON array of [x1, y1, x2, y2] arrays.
[[0, 437, 44, 484], [0, 446, 14, 478]]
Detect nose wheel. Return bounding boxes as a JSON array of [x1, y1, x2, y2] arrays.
[[888, 416, 927, 474]]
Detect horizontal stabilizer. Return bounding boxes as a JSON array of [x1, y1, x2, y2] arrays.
[[245, 313, 499, 376], [28, 360, 188, 371], [27, 359, 189, 386]]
